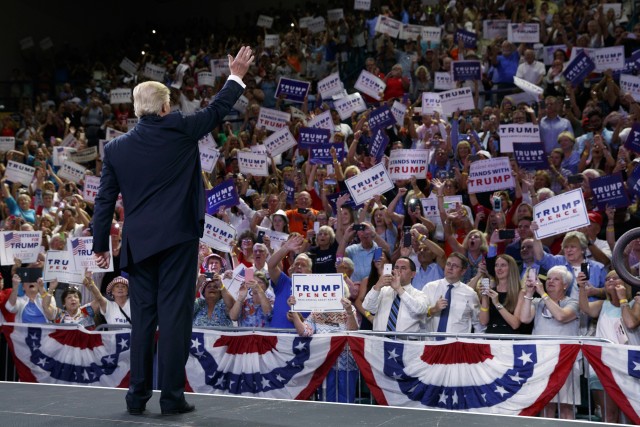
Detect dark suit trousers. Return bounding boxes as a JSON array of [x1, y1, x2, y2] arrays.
[[125, 239, 198, 410]]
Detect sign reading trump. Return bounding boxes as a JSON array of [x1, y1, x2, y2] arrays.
[[346, 163, 394, 205], [291, 274, 345, 312], [467, 157, 514, 194], [533, 189, 589, 239]]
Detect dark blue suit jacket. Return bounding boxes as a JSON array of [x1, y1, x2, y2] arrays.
[[92, 80, 244, 270]]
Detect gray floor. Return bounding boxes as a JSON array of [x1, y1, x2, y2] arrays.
[[0, 381, 609, 427]]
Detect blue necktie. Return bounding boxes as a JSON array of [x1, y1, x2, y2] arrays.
[[386, 293, 402, 332], [436, 284, 454, 339]]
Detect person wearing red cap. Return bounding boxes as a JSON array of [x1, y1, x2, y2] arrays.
[[579, 211, 612, 266]]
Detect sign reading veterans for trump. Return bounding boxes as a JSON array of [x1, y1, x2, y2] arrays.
[[206, 178, 239, 215], [291, 274, 345, 312], [263, 127, 297, 157], [624, 122, 640, 153], [201, 214, 237, 253], [317, 72, 344, 100], [1, 231, 42, 265], [421, 26, 442, 42], [368, 105, 396, 130], [590, 173, 630, 209], [513, 142, 549, 170], [563, 50, 596, 86], [354, 70, 386, 101], [143, 63, 166, 82], [346, 163, 394, 205], [298, 127, 331, 149], [310, 143, 345, 165], [620, 74, 640, 102], [52, 146, 73, 167], [533, 189, 589, 239], [198, 134, 220, 173], [5, 161, 35, 186], [58, 160, 86, 184], [109, 88, 131, 105], [354, 0, 371, 11], [333, 92, 367, 120], [238, 151, 269, 177], [452, 60, 481, 81], [507, 23, 540, 43], [421, 92, 443, 115], [391, 101, 407, 126], [483, 20, 509, 39], [256, 15, 274, 28], [82, 174, 101, 203], [0, 137, 15, 152], [454, 28, 477, 48], [44, 250, 84, 284], [257, 108, 291, 131], [369, 128, 389, 161], [467, 157, 515, 194], [438, 87, 475, 117], [375, 15, 402, 38], [68, 236, 114, 273], [498, 123, 541, 153], [388, 149, 432, 181], [275, 77, 310, 103]]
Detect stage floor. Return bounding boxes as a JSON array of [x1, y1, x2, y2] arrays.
[[0, 381, 610, 426]]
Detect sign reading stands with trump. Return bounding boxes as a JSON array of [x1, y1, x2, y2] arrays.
[[201, 214, 237, 253], [1, 231, 42, 265], [467, 157, 514, 194], [388, 149, 431, 181], [345, 163, 394, 205], [533, 189, 589, 240], [290, 274, 345, 312]]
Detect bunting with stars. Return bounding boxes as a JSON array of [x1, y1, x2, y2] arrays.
[[582, 343, 640, 424], [1, 323, 130, 388], [348, 335, 581, 415], [185, 330, 346, 399]]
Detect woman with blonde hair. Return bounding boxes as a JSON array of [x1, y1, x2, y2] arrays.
[[409, 65, 432, 103]]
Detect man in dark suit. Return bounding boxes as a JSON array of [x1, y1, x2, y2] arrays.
[[92, 46, 254, 416]]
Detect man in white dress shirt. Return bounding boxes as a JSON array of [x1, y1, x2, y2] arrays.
[[515, 49, 546, 86], [422, 253, 485, 336], [362, 257, 429, 333]]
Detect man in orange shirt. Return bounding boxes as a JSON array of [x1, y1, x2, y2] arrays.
[[285, 191, 318, 235]]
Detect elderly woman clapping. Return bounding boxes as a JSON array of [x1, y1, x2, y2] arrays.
[[193, 273, 236, 327]]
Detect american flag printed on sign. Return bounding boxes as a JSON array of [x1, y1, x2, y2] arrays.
[[71, 238, 86, 255], [4, 232, 20, 248]]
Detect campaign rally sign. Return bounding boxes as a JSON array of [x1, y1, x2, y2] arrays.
[[5, 160, 35, 186], [421, 26, 442, 42], [275, 77, 310, 103], [170, 64, 189, 89], [69, 147, 98, 164], [620, 74, 640, 102], [513, 76, 544, 98], [354, 0, 371, 11], [210, 58, 229, 78], [290, 274, 344, 312], [591, 46, 625, 72], [1, 231, 42, 265], [420, 197, 441, 225], [327, 8, 344, 22], [206, 179, 239, 215], [307, 110, 333, 134], [439, 87, 475, 117], [257, 108, 291, 132], [307, 17, 326, 34], [513, 142, 549, 171], [368, 105, 396, 131], [452, 60, 481, 81], [434, 71, 455, 90], [309, 143, 345, 165], [238, 151, 269, 177], [533, 189, 589, 239], [284, 179, 296, 204], [388, 149, 432, 181], [142, 63, 165, 82], [198, 134, 220, 173], [454, 28, 477, 48], [109, 88, 131, 105], [57, 160, 86, 184], [498, 123, 541, 153], [43, 250, 84, 284], [346, 163, 394, 205], [563, 51, 595, 86], [543, 45, 568, 65], [119, 57, 137, 75], [82, 174, 101, 204], [612, 57, 639, 81], [369, 128, 389, 161], [326, 190, 363, 211], [354, 70, 386, 101], [507, 23, 540, 43], [256, 15, 274, 28], [263, 127, 297, 157], [421, 92, 443, 115], [390, 101, 407, 126], [624, 122, 640, 153], [483, 20, 509, 39], [197, 71, 215, 88], [201, 214, 236, 253], [256, 226, 289, 251], [317, 72, 344, 100], [0, 136, 15, 152], [61, 133, 79, 148], [374, 15, 402, 38], [264, 34, 279, 49], [68, 236, 113, 273], [399, 24, 423, 41], [333, 92, 367, 120], [467, 157, 515, 194], [298, 127, 331, 149], [590, 173, 630, 209]]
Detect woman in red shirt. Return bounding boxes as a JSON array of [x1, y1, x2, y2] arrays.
[[383, 64, 409, 101]]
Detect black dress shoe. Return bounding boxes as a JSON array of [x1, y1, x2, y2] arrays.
[[127, 405, 146, 415], [161, 402, 195, 416]]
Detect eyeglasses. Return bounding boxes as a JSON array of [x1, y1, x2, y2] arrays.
[[445, 262, 462, 269]]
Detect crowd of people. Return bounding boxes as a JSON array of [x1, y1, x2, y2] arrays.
[[2, 0, 640, 421]]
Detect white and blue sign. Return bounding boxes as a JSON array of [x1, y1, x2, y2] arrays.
[[284, 179, 296, 204], [624, 122, 640, 154]]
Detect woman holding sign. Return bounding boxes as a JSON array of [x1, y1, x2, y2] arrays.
[[1, 179, 36, 225], [286, 289, 358, 403]]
